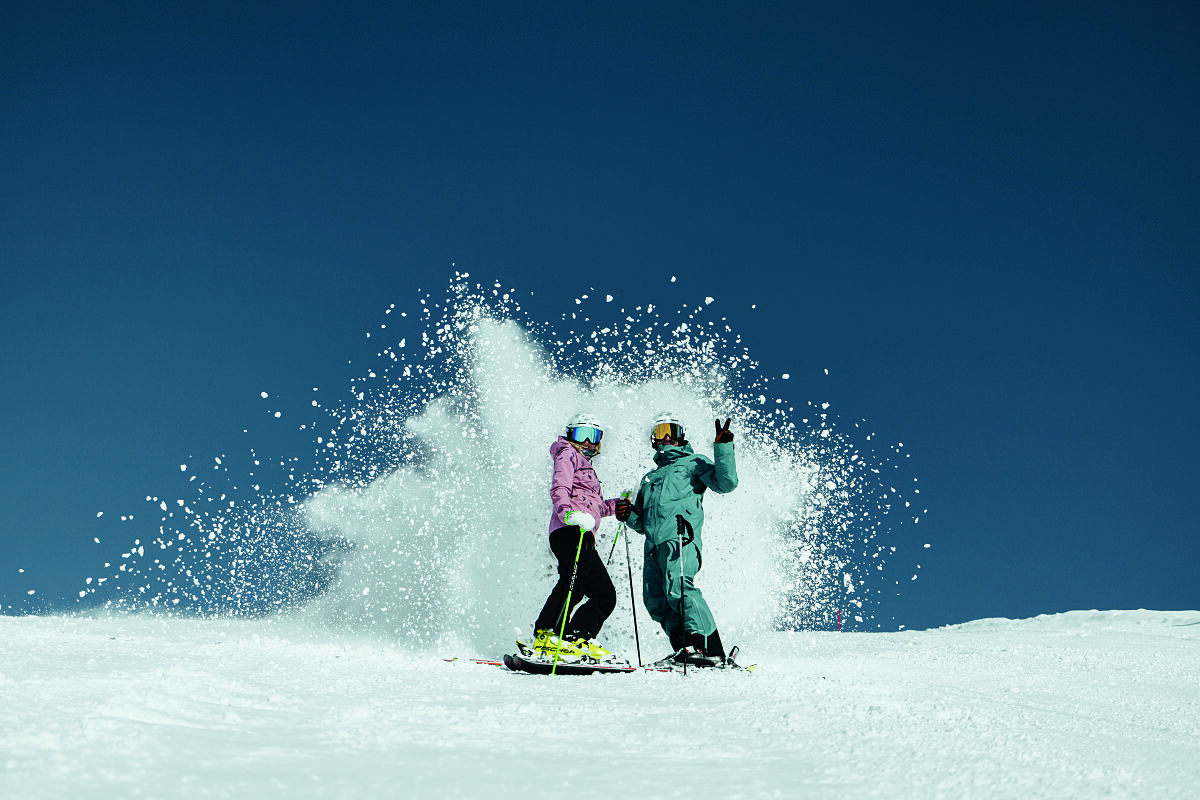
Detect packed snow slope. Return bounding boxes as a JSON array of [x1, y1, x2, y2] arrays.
[[2, 610, 1197, 799]]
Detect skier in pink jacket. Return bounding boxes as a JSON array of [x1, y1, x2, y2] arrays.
[[531, 413, 631, 661]]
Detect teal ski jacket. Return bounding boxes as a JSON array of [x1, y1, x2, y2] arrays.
[[625, 441, 738, 552]]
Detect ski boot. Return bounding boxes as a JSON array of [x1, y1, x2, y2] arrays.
[[667, 629, 726, 668], [672, 646, 724, 668], [531, 629, 583, 660], [569, 636, 616, 663]]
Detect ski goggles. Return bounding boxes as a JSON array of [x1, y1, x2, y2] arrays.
[[651, 422, 685, 442], [566, 425, 603, 445]]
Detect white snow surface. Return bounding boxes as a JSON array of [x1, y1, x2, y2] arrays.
[[3, 609, 1198, 799]]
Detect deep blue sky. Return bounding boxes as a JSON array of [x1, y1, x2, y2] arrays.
[[3, 2, 1196, 629]]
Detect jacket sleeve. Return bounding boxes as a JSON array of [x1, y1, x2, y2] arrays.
[[697, 441, 738, 494], [625, 483, 647, 534], [601, 497, 618, 518], [549, 446, 576, 520]]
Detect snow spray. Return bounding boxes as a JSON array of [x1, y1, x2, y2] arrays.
[[89, 275, 915, 654]]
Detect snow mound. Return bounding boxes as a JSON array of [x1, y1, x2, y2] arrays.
[[940, 609, 1200, 634]]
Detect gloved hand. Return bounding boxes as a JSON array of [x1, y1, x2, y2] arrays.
[[564, 510, 596, 532], [714, 417, 733, 443], [614, 498, 632, 521]]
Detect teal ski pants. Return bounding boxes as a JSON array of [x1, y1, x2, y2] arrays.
[[643, 538, 716, 639]]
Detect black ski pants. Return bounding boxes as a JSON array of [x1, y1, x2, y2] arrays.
[[534, 525, 616, 640]]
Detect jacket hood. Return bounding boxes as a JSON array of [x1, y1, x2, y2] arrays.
[[552, 436, 595, 461], [653, 442, 695, 466]]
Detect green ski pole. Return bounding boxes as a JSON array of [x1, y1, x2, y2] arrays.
[[552, 525, 587, 676], [607, 490, 633, 565]]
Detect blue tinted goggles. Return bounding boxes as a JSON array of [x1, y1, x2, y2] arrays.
[[567, 425, 603, 444]]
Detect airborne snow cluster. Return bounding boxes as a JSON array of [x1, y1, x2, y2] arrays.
[[85, 276, 921, 653]]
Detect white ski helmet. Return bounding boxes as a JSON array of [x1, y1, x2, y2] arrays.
[[566, 412, 602, 431], [650, 412, 685, 444], [565, 412, 604, 455]]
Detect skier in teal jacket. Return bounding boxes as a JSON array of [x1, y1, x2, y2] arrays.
[[617, 413, 737, 663]]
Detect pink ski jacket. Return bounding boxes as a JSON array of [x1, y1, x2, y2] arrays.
[[548, 437, 618, 535]]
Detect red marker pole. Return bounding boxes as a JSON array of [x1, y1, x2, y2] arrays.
[[837, 609, 841, 632]]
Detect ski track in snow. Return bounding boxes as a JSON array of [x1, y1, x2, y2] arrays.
[[2, 610, 1197, 799]]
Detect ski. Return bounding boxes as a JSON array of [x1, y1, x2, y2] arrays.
[[503, 651, 637, 675], [500, 646, 756, 675], [644, 645, 757, 673], [446, 642, 755, 674]]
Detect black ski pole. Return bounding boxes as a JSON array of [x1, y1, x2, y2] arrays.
[[677, 515, 688, 676], [623, 518, 642, 666]]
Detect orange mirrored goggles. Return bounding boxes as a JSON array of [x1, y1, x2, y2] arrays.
[[651, 422, 685, 441]]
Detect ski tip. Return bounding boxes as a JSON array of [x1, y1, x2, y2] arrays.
[[443, 656, 507, 667]]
